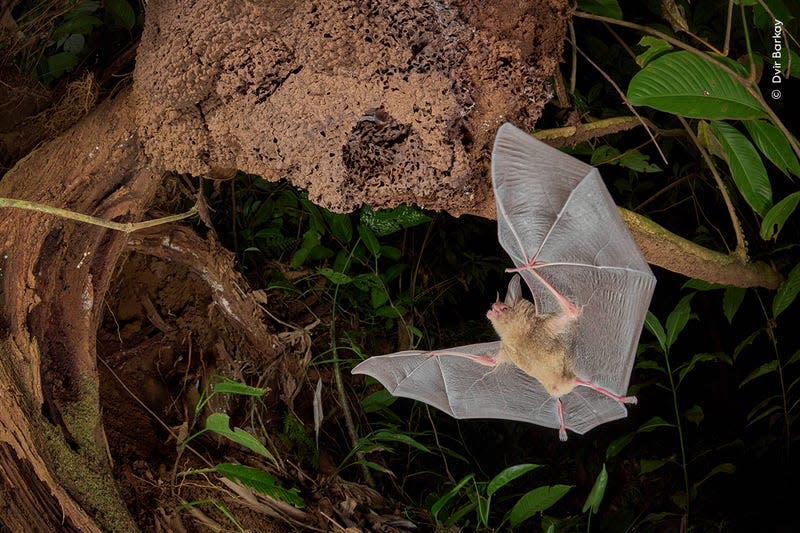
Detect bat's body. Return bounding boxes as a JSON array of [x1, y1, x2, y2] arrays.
[[353, 123, 655, 440], [488, 279, 576, 398]]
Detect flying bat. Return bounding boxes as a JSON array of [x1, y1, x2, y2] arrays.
[[352, 123, 656, 440]]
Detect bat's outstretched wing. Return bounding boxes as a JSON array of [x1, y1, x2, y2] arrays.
[[492, 123, 656, 400], [352, 343, 627, 433]]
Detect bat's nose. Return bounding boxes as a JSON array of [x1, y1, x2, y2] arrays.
[[486, 302, 510, 320]]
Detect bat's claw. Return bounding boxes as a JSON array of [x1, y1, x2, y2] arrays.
[[622, 395, 638, 405], [558, 427, 568, 442]]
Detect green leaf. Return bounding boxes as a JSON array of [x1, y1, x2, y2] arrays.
[[636, 359, 665, 373], [212, 380, 267, 397], [375, 305, 403, 318], [359, 389, 395, 412], [618, 150, 662, 172], [743, 120, 800, 178], [692, 463, 736, 494], [370, 287, 389, 308], [51, 14, 103, 39], [105, 0, 136, 30], [369, 429, 431, 453], [734, 330, 761, 360], [582, 464, 608, 514], [205, 413, 277, 465], [359, 205, 432, 237], [215, 463, 304, 508], [761, 191, 800, 240], [487, 464, 541, 498], [357, 224, 381, 258], [723, 287, 746, 323], [62, 33, 85, 54], [43, 52, 79, 81], [380, 245, 402, 261], [773, 263, 800, 318], [477, 495, 490, 527], [326, 212, 353, 243], [746, 403, 781, 426], [789, 49, 800, 79], [431, 474, 474, 521], [628, 51, 768, 120], [753, 0, 793, 32], [787, 350, 800, 368], [678, 353, 728, 386], [318, 267, 352, 285], [509, 485, 572, 527], [635, 36, 673, 67], [684, 404, 704, 426], [739, 360, 778, 387], [644, 311, 666, 352], [606, 417, 675, 459], [710, 121, 772, 215], [640, 458, 670, 474], [577, 0, 622, 19], [665, 294, 694, 350]]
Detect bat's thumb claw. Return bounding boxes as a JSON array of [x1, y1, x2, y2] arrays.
[[558, 428, 568, 442], [623, 395, 638, 405]]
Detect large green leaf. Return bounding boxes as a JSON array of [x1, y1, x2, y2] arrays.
[[743, 120, 800, 179], [582, 464, 608, 514], [105, 0, 136, 30], [710, 121, 772, 216], [508, 485, 572, 527], [773, 263, 800, 319], [628, 51, 767, 120], [761, 191, 800, 240], [487, 464, 541, 498], [215, 463, 304, 508]]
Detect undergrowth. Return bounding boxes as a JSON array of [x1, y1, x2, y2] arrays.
[[6, 0, 799, 531], [203, 1, 800, 531]]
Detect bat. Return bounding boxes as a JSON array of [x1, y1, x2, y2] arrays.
[[352, 123, 656, 440]]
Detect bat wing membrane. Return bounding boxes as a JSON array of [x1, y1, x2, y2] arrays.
[[492, 123, 656, 401], [352, 342, 628, 434], [353, 343, 555, 425]]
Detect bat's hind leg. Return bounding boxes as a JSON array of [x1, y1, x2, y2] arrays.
[[556, 398, 568, 441], [575, 378, 637, 405]]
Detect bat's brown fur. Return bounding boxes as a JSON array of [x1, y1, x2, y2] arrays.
[[488, 299, 578, 398]]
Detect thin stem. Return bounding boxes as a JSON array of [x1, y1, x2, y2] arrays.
[[677, 116, 747, 259], [0, 197, 198, 232], [663, 347, 690, 525], [330, 237, 374, 487], [756, 292, 791, 458], [569, 41, 667, 165]]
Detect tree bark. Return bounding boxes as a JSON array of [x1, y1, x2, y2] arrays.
[[0, 88, 151, 532]]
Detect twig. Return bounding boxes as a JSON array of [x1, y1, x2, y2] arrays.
[[0, 197, 198, 232]]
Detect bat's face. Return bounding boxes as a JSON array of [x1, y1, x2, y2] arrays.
[[486, 298, 538, 343]]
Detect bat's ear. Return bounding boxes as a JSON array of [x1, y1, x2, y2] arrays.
[[504, 274, 523, 306]]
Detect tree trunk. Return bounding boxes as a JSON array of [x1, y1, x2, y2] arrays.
[[0, 89, 152, 532]]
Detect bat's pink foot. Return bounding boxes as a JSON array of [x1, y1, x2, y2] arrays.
[[575, 378, 637, 405], [556, 398, 568, 442]]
